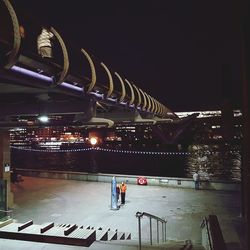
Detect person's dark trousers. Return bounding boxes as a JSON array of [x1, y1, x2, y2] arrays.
[[121, 192, 126, 204], [195, 181, 199, 190]]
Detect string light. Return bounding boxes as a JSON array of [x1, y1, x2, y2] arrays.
[[11, 146, 191, 155], [10, 146, 92, 153], [10, 146, 240, 155]]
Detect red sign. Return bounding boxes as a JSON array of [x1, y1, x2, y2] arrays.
[[137, 177, 147, 185]]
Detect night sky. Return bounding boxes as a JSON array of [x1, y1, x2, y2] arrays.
[[11, 0, 243, 112]]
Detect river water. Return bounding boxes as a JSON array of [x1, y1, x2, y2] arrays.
[[11, 143, 241, 182]]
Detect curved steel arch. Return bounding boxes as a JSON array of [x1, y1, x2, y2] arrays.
[[0, 1, 174, 119], [132, 84, 142, 108], [152, 97, 158, 114], [139, 88, 147, 111], [149, 95, 155, 113], [158, 102, 162, 116], [114, 72, 126, 103], [81, 48, 97, 93], [155, 100, 160, 114], [149, 95, 156, 113], [144, 92, 152, 112], [124, 79, 135, 106], [154, 98, 159, 114], [50, 27, 69, 85], [2, 0, 21, 69], [100, 62, 113, 98]]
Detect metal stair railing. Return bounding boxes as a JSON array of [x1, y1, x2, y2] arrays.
[[135, 211, 167, 250], [200, 215, 227, 250], [201, 217, 212, 250]]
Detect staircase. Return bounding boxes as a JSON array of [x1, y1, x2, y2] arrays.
[[95, 239, 205, 250], [0, 220, 131, 247]]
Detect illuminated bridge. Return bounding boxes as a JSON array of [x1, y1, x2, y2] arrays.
[[0, 0, 198, 131], [0, 1, 247, 249]]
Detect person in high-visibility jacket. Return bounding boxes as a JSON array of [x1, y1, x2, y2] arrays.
[[120, 182, 127, 205]]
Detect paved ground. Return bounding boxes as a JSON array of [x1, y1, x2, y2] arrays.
[[0, 176, 244, 249]]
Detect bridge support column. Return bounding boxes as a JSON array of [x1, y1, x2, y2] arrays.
[[0, 130, 14, 209]]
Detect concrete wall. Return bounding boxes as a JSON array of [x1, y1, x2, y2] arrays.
[[17, 168, 240, 192]]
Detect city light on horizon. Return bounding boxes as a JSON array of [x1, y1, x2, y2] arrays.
[[90, 137, 98, 146], [38, 115, 49, 123]]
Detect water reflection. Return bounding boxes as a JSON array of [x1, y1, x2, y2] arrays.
[[185, 143, 241, 181], [11, 143, 241, 182]]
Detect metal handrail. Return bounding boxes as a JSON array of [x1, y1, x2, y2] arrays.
[[201, 217, 212, 250], [136, 211, 167, 250], [0, 209, 13, 220], [201, 215, 227, 250]]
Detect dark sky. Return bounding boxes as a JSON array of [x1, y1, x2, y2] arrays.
[[11, 0, 243, 112]]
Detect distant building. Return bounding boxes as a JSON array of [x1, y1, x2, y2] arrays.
[[10, 109, 242, 150]]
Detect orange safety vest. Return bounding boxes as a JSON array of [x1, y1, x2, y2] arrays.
[[120, 184, 127, 193]]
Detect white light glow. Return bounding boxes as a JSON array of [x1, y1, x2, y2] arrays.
[[38, 115, 49, 123], [90, 137, 98, 146]]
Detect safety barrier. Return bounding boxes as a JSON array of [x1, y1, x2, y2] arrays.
[[17, 169, 240, 191]]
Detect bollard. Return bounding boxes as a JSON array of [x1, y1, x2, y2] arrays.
[[111, 176, 119, 210]]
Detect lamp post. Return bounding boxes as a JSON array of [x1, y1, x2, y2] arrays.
[[90, 137, 98, 173]]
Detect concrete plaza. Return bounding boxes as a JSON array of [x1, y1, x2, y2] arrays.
[[0, 176, 244, 249]]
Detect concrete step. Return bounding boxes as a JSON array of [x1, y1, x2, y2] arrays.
[[79, 225, 91, 230], [0, 221, 96, 247], [94, 227, 131, 241], [95, 228, 109, 241], [152, 239, 205, 250], [0, 220, 132, 247], [92, 239, 205, 250], [108, 230, 118, 240], [117, 231, 125, 240], [0, 218, 13, 228], [81, 225, 131, 242], [125, 232, 132, 240]]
